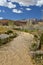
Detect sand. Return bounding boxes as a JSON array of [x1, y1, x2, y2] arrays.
[[0, 32, 34, 65]]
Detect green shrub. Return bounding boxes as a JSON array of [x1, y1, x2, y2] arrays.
[[24, 29, 29, 32], [30, 43, 38, 51], [34, 35, 38, 38], [40, 33, 43, 44], [14, 28, 21, 31], [5, 30, 13, 34], [0, 39, 3, 46], [9, 33, 18, 39], [0, 32, 18, 46], [33, 54, 41, 65]]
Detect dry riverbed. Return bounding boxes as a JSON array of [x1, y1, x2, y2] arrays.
[[0, 32, 34, 65]]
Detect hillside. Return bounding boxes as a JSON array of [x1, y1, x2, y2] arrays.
[[0, 19, 27, 26], [0, 19, 43, 26]]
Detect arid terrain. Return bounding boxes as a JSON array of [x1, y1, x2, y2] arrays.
[[0, 19, 43, 65], [0, 32, 34, 65]]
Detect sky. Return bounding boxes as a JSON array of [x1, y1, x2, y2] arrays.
[[0, 0, 43, 20]]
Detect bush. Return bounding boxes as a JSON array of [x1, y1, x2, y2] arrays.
[[34, 35, 38, 39], [0, 38, 8, 46], [10, 33, 18, 38], [0, 33, 18, 46], [24, 29, 29, 32], [30, 43, 38, 51], [5, 30, 13, 34], [14, 28, 22, 31], [40, 33, 43, 44], [14, 33, 18, 38], [32, 54, 41, 65]]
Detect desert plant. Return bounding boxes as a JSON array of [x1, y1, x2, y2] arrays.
[[30, 43, 38, 51], [24, 29, 29, 32], [34, 34, 38, 39], [40, 33, 43, 45], [32, 54, 41, 65], [0, 32, 18, 46], [5, 30, 13, 34], [9, 32, 18, 38]]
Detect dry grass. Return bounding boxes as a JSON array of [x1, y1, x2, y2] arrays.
[[0, 26, 9, 34]]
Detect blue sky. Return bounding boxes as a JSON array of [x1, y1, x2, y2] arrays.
[[0, 0, 43, 20]]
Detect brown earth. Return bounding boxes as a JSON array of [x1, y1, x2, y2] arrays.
[[0, 32, 34, 65]]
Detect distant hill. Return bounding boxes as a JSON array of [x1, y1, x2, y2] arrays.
[[0, 19, 10, 25], [0, 19, 43, 26], [0, 19, 27, 26]]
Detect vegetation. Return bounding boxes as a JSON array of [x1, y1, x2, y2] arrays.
[[0, 22, 43, 65], [30, 43, 38, 51], [0, 29, 18, 46], [30, 33, 43, 65], [5, 30, 13, 34], [32, 54, 42, 65], [0, 26, 9, 34], [0, 37, 9, 46], [40, 33, 43, 45]]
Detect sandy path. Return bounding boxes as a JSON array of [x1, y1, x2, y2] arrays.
[[0, 32, 34, 65]]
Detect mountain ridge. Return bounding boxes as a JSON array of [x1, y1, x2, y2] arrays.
[[0, 19, 43, 26]]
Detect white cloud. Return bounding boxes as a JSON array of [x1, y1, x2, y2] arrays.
[[7, 2, 16, 8], [36, 0, 43, 6], [0, 0, 43, 8], [26, 8, 32, 11], [0, 0, 16, 8], [0, 17, 3, 19], [11, 0, 43, 6], [12, 9, 22, 13], [0, 0, 6, 6], [7, 0, 11, 1], [11, 0, 36, 6]]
